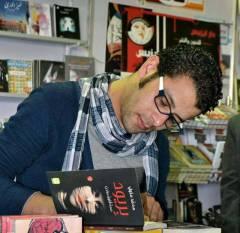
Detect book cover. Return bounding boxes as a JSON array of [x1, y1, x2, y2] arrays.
[[7, 59, 33, 95], [0, 0, 29, 33], [121, 6, 163, 73], [14, 216, 82, 233], [65, 56, 94, 81], [37, 60, 65, 86], [1, 215, 82, 233], [53, 4, 80, 40], [47, 168, 144, 230], [0, 59, 8, 92], [29, 2, 52, 36]]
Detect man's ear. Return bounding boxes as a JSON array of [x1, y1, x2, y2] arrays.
[[138, 55, 159, 79]]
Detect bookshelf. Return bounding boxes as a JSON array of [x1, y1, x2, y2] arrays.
[[0, 0, 94, 117], [0, 30, 88, 47]]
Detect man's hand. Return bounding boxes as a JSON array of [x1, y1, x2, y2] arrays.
[[141, 192, 164, 222], [22, 192, 57, 215]]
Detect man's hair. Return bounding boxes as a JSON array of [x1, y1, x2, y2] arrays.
[[157, 44, 223, 114]]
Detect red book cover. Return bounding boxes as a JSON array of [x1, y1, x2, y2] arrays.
[[47, 168, 144, 230]]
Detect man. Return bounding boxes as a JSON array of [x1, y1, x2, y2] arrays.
[[0, 44, 222, 220], [221, 114, 240, 233]]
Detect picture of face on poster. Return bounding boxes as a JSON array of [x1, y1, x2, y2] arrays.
[[57, 185, 104, 215], [127, 18, 154, 45]]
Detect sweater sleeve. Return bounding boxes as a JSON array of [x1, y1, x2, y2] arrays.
[[0, 87, 49, 214], [154, 131, 170, 220], [221, 115, 240, 233]]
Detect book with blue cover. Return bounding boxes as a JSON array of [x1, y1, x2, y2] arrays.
[[0, 0, 29, 33]]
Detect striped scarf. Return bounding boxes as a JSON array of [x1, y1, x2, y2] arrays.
[[62, 73, 159, 196]]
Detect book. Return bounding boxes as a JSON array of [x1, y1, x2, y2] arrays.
[[162, 221, 221, 232], [1, 215, 82, 233], [121, 6, 162, 73], [65, 55, 94, 81], [85, 221, 167, 233], [29, 2, 52, 36], [7, 59, 33, 95], [33, 60, 65, 88], [0, 59, 8, 92], [53, 4, 80, 40], [170, 144, 212, 169], [0, 0, 29, 33], [47, 168, 145, 230]]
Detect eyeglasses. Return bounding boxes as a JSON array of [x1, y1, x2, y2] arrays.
[[154, 76, 184, 134]]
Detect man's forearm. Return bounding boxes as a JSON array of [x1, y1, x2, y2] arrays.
[[21, 192, 57, 215]]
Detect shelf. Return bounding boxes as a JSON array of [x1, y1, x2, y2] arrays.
[[0, 92, 27, 99], [0, 30, 88, 47]]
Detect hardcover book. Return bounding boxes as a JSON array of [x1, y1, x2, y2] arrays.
[[29, 2, 52, 36], [65, 55, 94, 81], [53, 4, 80, 40], [0, 0, 29, 33], [47, 168, 145, 230]]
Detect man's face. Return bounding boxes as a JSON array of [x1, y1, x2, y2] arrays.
[[120, 75, 201, 134]]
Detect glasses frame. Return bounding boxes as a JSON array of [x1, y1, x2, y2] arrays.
[[154, 76, 184, 134]]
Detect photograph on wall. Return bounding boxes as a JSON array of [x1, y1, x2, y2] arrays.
[[165, 17, 220, 63]]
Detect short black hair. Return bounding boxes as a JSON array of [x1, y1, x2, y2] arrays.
[[157, 44, 223, 114]]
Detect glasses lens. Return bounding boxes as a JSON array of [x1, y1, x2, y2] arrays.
[[155, 95, 171, 114]]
